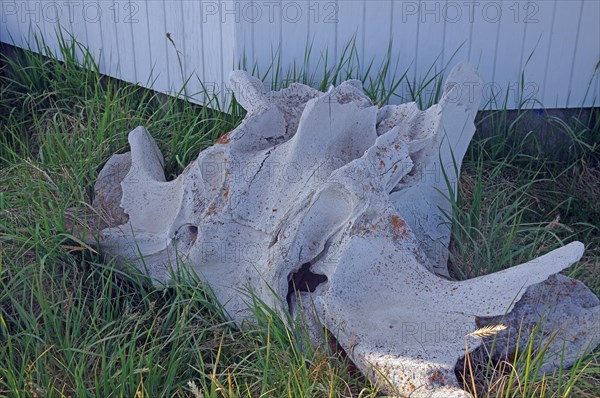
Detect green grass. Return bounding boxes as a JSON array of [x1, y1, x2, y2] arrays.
[[1, 33, 599, 397]]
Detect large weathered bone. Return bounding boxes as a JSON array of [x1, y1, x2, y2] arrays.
[[83, 63, 597, 397]]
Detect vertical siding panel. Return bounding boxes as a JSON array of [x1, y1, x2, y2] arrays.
[[279, 0, 284, 64], [543, 0, 581, 108], [53, 0, 69, 51], [67, 1, 91, 61], [27, 0, 47, 48], [58, 0, 75, 54], [13, 1, 30, 48], [53, 0, 75, 57], [491, 0, 527, 108], [57, 0, 74, 38], [161, 0, 171, 87], [363, 1, 393, 73], [233, 2, 254, 71], [386, 0, 395, 91], [180, 0, 188, 79], [93, 2, 109, 74], [83, 2, 105, 73], [182, 1, 204, 101], [127, 0, 139, 83], [221, 1, 236, 104], [304, 0, 309, 57], [95, 1, 119, 77], [306, 0, 337, 86], [443, 1, 475, 73], [250, 0, 282, 83], [540, 0, 557, 105], [145, 0, 170, 93], [415, 0, 446, 82], [391, 0, 419, 99], [164, 0, 186, 92], [336, 1, 364, 72], [565, 0, 584, 107], [38, 1, 58, 56], [517, 7, 528, 82], [217, 1, 226, 97], [516, 1, 555, 108], [20, 2, 34, 47], [360, 0, 366, 68], [489, 3, 503, 85], [80, 1, 91, 52], [281, 0, 311, 79], [143, 1, 153, 83], [198, 1, 207, 84], [333, 0, 338, 61], [130, 0, 153, 85], [29, 1, 44, 50], [0, 2, 15, 45], [569, 0, 599, 107], [111, 2, 122, 76], [114, 0, 137, 83], [58, 0, 85, 65], [253, 0, 257, 66], [201, 0, 225, 98]]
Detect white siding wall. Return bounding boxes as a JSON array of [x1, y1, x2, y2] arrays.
[[1, 0, 598, 109]]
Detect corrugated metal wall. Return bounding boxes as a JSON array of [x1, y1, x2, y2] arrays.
[[1, 0, 599, 109]]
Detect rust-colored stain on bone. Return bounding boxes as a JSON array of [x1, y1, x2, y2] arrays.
[[391, 215, 408, 237], [216, 131, 231, 144]]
